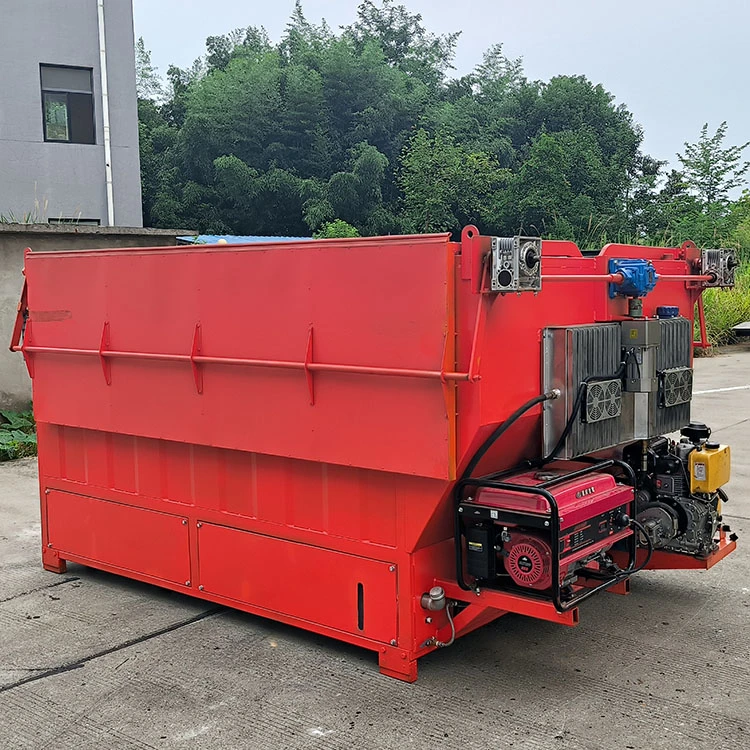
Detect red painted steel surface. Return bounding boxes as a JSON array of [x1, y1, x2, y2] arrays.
[[15, 229, 732, 682], [24, 235, 458, 479], [46, 490, 191, 585], [197, 523, 398, 643]]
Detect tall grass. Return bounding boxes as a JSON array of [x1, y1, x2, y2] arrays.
[[0, 186, 49, 224], [0, 210, 43, 224], [700, 266, 750, 347]]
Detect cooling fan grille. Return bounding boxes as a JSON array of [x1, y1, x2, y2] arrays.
[[662, 367, 693, 407], [584, 378, 623, 423]]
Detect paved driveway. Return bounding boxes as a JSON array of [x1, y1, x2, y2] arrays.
[[1, 351, 748, 749]]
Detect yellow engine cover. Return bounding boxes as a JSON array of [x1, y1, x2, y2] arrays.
[[689, 444, 731, 493]]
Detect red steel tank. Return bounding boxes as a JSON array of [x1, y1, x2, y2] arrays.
[[11, 228, 737, 681]]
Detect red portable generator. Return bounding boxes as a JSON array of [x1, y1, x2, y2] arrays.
[[459, 463, 636, 609]]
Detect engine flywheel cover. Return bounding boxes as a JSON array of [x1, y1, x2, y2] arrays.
[[637, 502, 679, 548], [506, 535, 552, 590]]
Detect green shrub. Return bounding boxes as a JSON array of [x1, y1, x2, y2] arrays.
[[0, 409, 37, 460], [700, 266, 750, 347], [313, 219, 360, 239]]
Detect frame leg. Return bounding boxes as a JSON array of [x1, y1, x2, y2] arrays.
[[42, 547, 67, 574], [378, 647, 418, 683], [694, 296, 710, 349], [606, 578, 630, 596]]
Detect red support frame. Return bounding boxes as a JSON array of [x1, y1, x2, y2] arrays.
[[190, 322, 203, 394], [99, 321, 111, 385], [8, 277, 27, 353], [694, 296, 711, 349], [304, 327, 315, 405], [12, 341, 477, 381], [437, 580, 580, 628], [613, 528, 736, 571]]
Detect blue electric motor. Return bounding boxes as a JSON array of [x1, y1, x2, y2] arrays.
[[609, 258, 658, 298]]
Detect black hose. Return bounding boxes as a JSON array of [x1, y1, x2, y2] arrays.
[[540, 361, 628, 466], [541, 382, 586, 465], [578, 514, 653, 584], [459, 390, 560, 482], [455, 389, 561, 590], [626, 517, 654, 574]]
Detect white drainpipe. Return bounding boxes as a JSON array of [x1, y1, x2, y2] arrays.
[[97, 0, 115, 226]]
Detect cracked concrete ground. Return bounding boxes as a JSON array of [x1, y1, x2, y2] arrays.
[[0, 351, 748, 749]]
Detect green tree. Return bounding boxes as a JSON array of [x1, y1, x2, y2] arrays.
[[212, 156, 309, 236], [139, 0, 714, 248], [302, 142, 395, 235], [399, 129, 508, 233], [678, 122, 750, 208], [135, 38, 164, 101], [639, 124, 750, 248], [137, 98, 177, 226], [344, 0, 459, 86]]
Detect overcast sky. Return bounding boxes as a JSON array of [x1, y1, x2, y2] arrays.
[[132, 0, 749, 173]]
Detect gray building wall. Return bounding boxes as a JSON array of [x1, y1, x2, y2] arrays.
[[0, 0, 143, 227]]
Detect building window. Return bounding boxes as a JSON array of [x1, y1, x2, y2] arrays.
[[40, 64, 95, 144], [48, 218, 101, 226]]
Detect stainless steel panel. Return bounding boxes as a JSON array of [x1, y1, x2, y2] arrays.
[[653, 317, 692, 434], [542, 323, 622, 458], [543, 317, 693, 459]]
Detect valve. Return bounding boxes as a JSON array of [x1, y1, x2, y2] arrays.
[[656, 306, 679, 319], [420, 586, 447, 611]]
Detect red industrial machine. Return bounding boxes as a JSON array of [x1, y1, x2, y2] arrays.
[[11, 228, 738, 682]]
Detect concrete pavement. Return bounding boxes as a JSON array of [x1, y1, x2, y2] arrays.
[[0, 351, 748, 749]]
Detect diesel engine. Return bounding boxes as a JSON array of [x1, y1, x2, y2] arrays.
[[624, 423, 733, 557]]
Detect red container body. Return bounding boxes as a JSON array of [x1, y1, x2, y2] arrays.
[[13, 228, 734, 681]]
